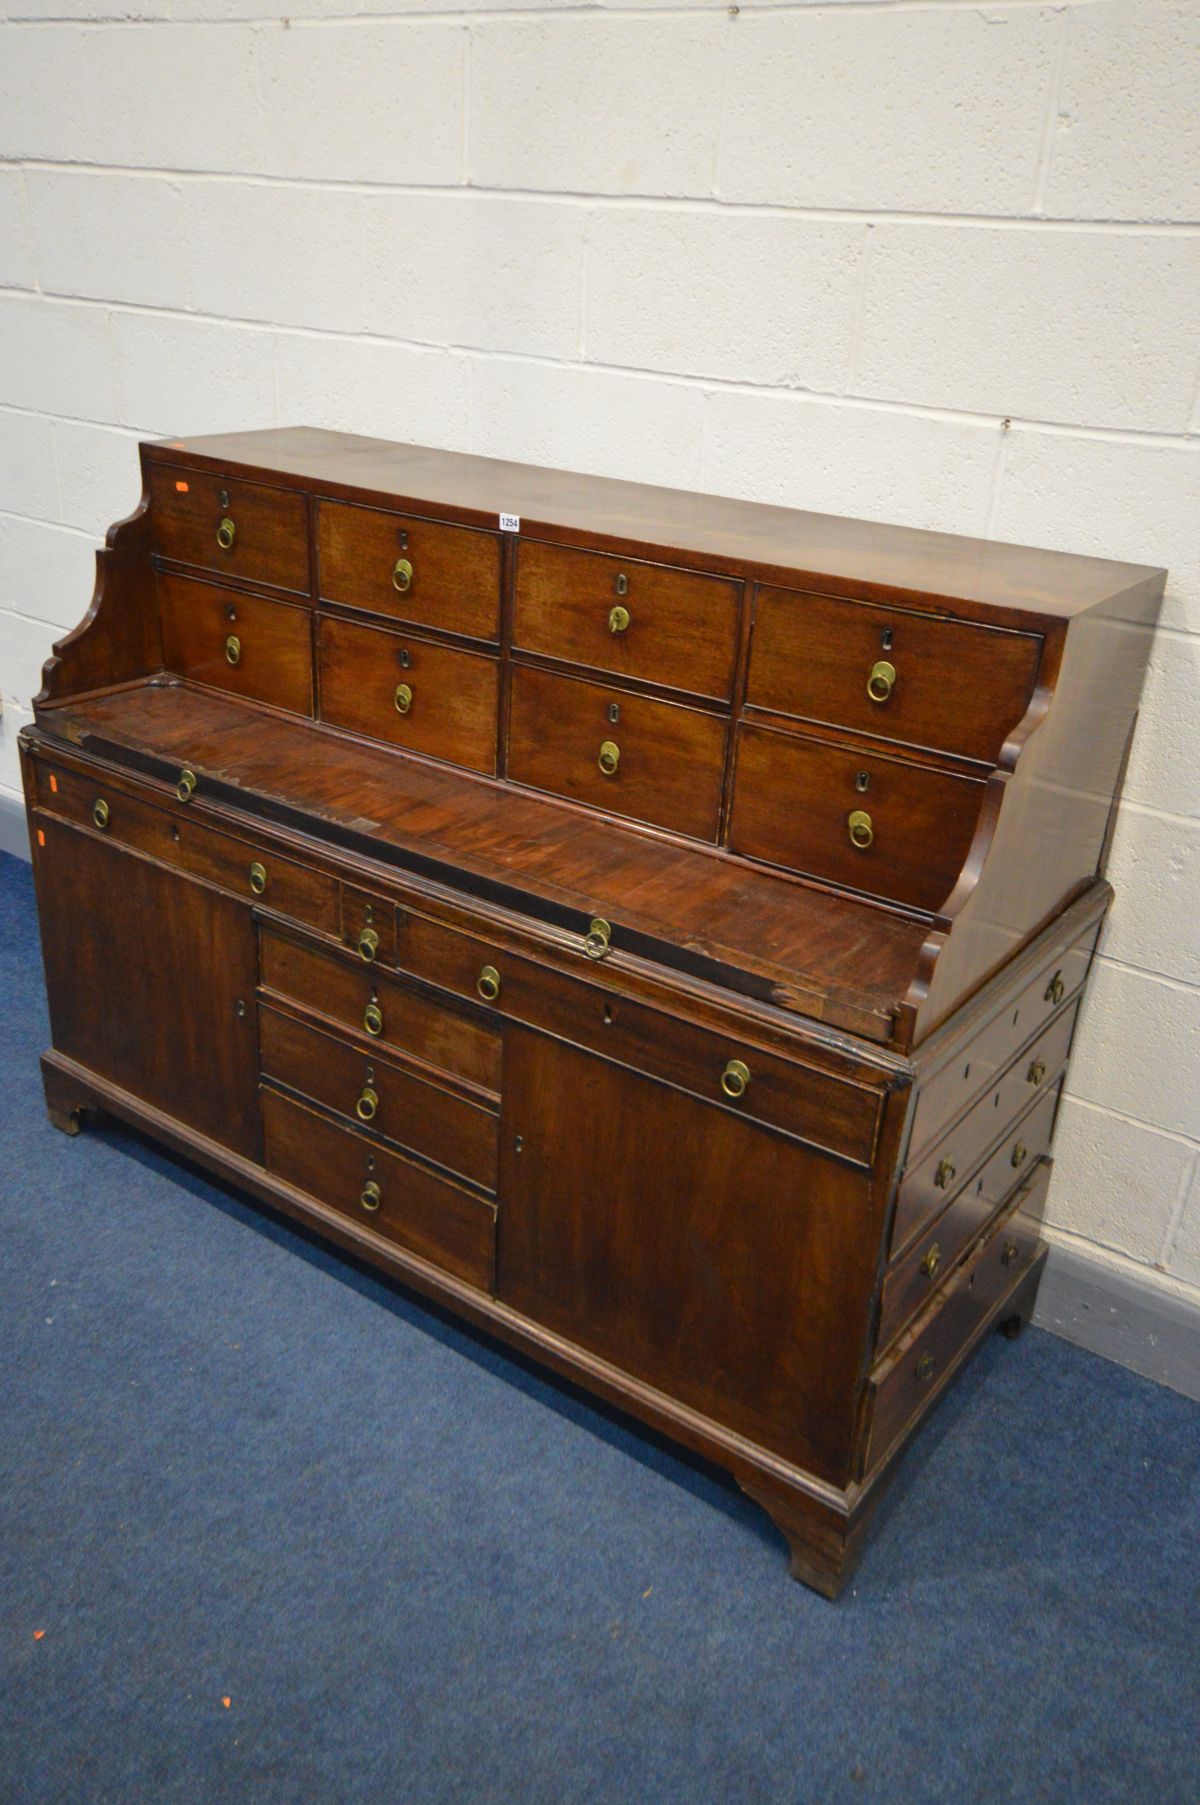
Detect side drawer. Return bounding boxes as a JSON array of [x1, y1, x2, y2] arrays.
[[35, 760, 338, 935], [507, 663, 727, 842], [318, 614, 499, 777], [259, 924, 502, 1095], [317, 500, 501, 643], [259, 1004, 498, 1192], [147, 462, 309, 594], [729, 722, 985, 912], [159, 571, 314, 716], [262, 1089, 496, 1293], [513, 540, 740, 701]]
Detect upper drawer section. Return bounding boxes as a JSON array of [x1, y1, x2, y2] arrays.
[[159, 573, 313, 718], [747, 587, 1041, 766], [147, 463, 309, 596], [318, 501, 501, 643], [514, 542, 741, 701]]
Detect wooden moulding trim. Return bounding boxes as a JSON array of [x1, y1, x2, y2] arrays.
[[35, 493, 162, 709]]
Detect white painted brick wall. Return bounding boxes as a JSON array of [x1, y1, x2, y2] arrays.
[[1, 0, 1199, 1323]]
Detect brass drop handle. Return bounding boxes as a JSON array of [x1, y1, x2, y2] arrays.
[[1002, 1241, 1021, 1268], [919, 1242, 941, 1281], [360, 1180, 381, 1212], [358, 927, 380, 963], [1011, 1141, 1028, 1170], [1045, 970, 1065, 1005], [177, 768, 197, 802], [584, 917, 612, 961], [916, 1352, 936, 1383], [363, 1002, 384, 1037], [248, 861, 267, 896], [935, 1156, 956, 1191], [356, 1086, 379, 1123], [848, 809, 874, 850], [225, 634, 241, 667], [1027, 1058, 1046, 1086], [476, 964, 501, 1003], [216, 516, 236, 551], [867, 659, 896, 703], [392, 557, 413, 594], [92, 798, 110, 830], [608, 604, 630, 634], [598, 740, 620, 777], [394, 683, 413, 715], [721, 1059, 750, 1100]]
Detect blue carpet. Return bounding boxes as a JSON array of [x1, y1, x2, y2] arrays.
[[0, 847, 1196, 1805]]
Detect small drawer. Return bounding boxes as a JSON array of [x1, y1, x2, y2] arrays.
[[892, 1076, 1062, 1259], [318, 615, 499, 776], [262, 1089, 495, 1292], [729, 723, 985, 912], [341, 886, 398, 968], [513, 541, 740, 701], [35, 761, 338, 935], [748, 586, 1041, 766], [317, 500, 501, 643], [259, 1004, 498, 1191], [159, 572, 313, 717], [147, 463, 309, 594], [507, 664, 727, 842], [865, 1173, 1046, 1471], [259, 925, 502, 1095]]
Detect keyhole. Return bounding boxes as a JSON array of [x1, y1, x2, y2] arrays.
[[226, 603, 237, 622], [608, 702, 621, 725], [881, 628, 894, 652], [398, 647, 411, 669], [855, 771, 870, 793], [398, 530, 409, 552]]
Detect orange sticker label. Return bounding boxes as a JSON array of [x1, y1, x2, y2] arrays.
[[175, 480, 190, 493], [49, 774, 58, 792], [37, 829, 45, 848]]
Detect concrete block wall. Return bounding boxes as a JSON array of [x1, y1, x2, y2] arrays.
[[1, 0, 1198, 1382]]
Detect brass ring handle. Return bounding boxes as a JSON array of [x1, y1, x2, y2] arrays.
[[92, 798, 110, 830], [935, 1156, 956, 1191], [1027, 1058, 1046, 1086], [358, 927, 380, 963], [598, 740, 620, 777], [225, 634, 241, 667], [476, 964, 501, 1003], [916, 1352, 936, 1383], [216, 516, 236, 551], [721, 1059, 750, 1100], [608, 604, 630, 635], [394, 683, 413, 715], [176, 768, 197, 803], [1011, 1141, 1028, 1169], [360, 1180, 382, 1212], [1002, 1241, 1021, 1268], [1044, 970, 1065, 1005], [919, 1242, 941, 1281], [356, 1087, 379, 1123], [392, 558, 413, 594], [363, 1002, 384, 1037], [248, 861, 267, 896], [867, 659, 896, 703], [847, 809, 874, 850], [584, 917, 612, 961]]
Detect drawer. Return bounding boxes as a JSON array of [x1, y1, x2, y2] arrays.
[[391, 911, 881, 1167], [513, 541, 740, 701], [865, 1174, 1046, 1471], [317, 500, 501, 643], [507, 664, 727, 842], [908, 924, 1100, 1161], [729, 723, 985, 912], [262, 1089, 495, 1292], [35, 760, 338, 935], [259, 925, 502, 1095], [259, 1004, 498, 1191], [748, 586, 1041, 766], [147, 462, 309, 594], [158, 572, 313, 717], [341, 886, 398, 967], [318, 615, 499, 776], [892, 1075, 1062, 1259]]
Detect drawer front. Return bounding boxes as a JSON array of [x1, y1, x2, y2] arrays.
[[909, 925, 1099, 1161], [391, 911, 880, 1166], [262, 1089, 495, 1292], [729, 724, 984, 912], [259, 1004, 498, 1191], [319, 615, 499, 776], [866, 1176, 1046, 1470], [317, 501, 501, 643], [748, 586, 1041, 766], [259, 926, 502, 1094], [892, 1076, 1062, 1258], [159, 572, 313, 716], [341, 886, 398, 968], [147, 463, 309, 594], [513, 541, 740, 700], [508, 664, 727, 841], [35, 760, 338, 934]]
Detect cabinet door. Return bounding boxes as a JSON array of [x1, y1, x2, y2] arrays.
[[497, 1028, 877, 1484], [33, 812, 261, 1159]]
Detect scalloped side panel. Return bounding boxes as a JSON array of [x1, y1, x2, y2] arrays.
[[35, 496, 163, 710]]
